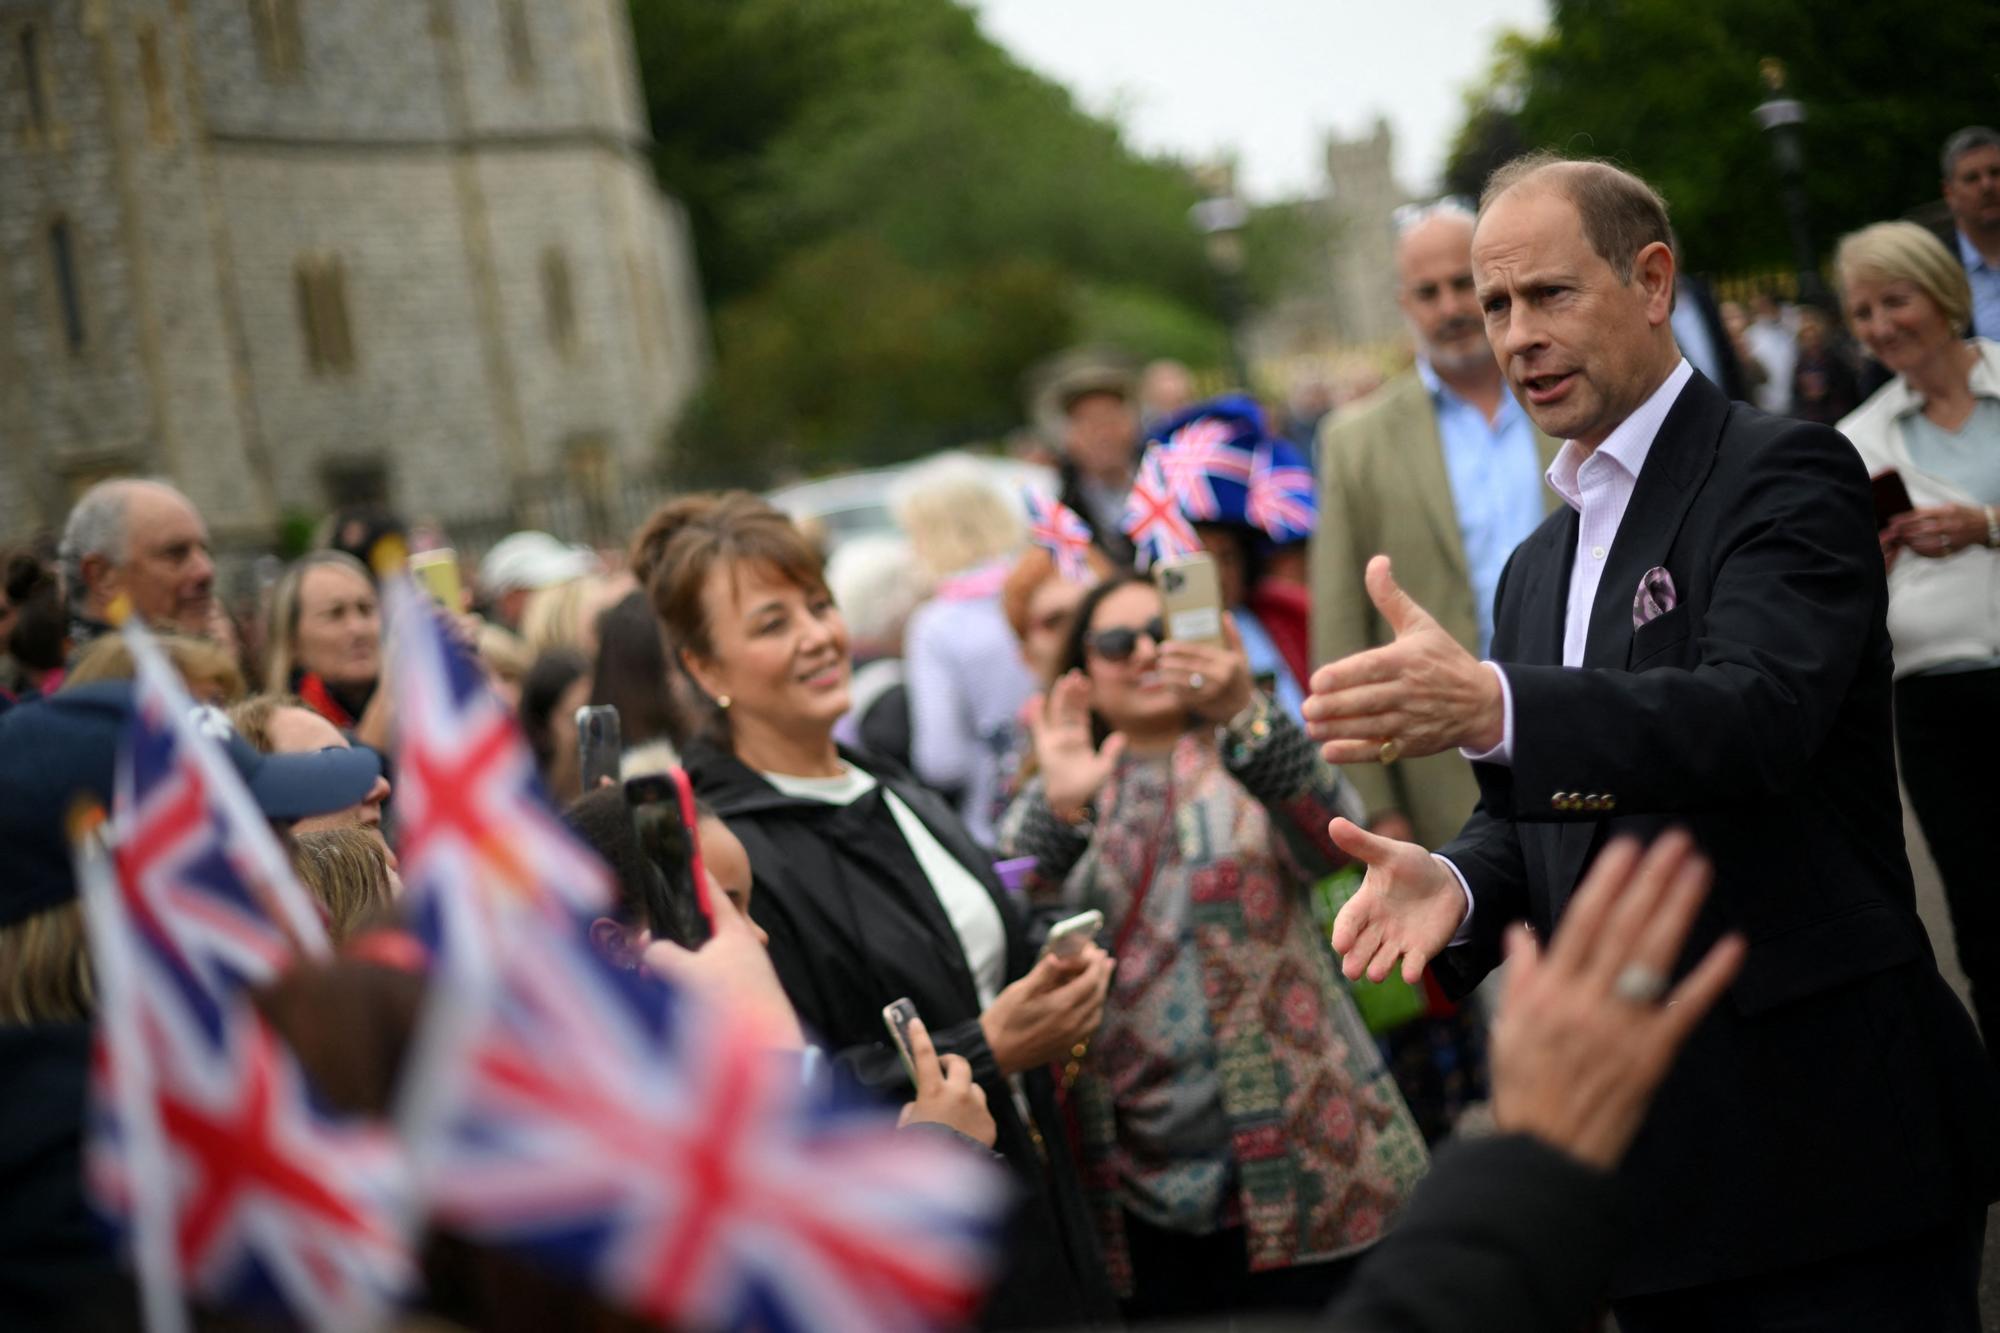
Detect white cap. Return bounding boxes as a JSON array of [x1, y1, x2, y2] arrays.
[[478, 531, 597, 595]]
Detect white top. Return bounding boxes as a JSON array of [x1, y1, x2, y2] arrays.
[[761, 765, 1008, 1009], [1838, 339, 2000, 679]]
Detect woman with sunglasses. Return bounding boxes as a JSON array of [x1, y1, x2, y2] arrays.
[[999, 571, 1428, 1323]]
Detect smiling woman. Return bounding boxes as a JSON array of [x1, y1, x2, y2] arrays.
[[263, 551, 382, 732], [636, 491, 1121, 1330]]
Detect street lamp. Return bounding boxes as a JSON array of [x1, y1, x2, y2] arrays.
[[1752, 58, 1825, 304], [1190, 165, 1252, 388]]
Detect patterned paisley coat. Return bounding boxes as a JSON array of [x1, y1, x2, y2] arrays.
[[999, 697, 1429, 1295]]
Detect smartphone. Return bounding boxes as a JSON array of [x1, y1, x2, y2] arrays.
[[1154, 551, 1226, 646], [1870, 469, 1914, 530], [624, 772, 710, 948], [1040, 908, 1105, 960], [882, 997, 922, 1084], [408, 548, 464, 610], [576, 704, 622, 792]]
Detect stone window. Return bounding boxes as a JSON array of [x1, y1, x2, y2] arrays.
[[138, 24, 174, 145], [248, 0, 303, 79], [294, 253, 356, 375], [19, 23, 52, 135], [541, 247, 578, 358], [46, 217, 87, 357], [501, 0, 535, 85]]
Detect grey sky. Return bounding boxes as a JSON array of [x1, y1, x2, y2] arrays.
[[968, 0, 1549, 202]]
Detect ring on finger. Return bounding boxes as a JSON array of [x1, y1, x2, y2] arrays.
[[1378, 738, 1401, 765], [1189, 671, 1205, 691], [1612, 963, 1669, 1005]]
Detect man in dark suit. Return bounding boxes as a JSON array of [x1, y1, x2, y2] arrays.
[[1302, 152, 2000, 1331]]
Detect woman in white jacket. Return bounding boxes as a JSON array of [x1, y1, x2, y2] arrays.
[[1836, 220, 2000, 1064]]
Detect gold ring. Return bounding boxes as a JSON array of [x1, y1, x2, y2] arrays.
[[1378, 739, 1401, 765]]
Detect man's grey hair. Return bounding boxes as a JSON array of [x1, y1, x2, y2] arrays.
[[1392, 197, 1476, 238], [1942, 126, 2000, 178], [58, 477, 185, 607]]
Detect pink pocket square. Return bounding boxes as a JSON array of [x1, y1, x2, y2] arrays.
[[1633, 566, 1677, 630]]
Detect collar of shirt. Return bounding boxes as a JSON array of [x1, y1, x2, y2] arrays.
[[1545, 358, 1695, 512], [1959, 229, 1998, 274], [1415, 356, 1524, 429]]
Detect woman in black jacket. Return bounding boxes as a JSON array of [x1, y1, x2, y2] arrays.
[[633, 491, 1120, 1330]]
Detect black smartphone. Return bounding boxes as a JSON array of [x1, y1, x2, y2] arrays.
[[1871, 469, 1914, 531], [577, 704, 622, 791], [623, 773, 710, 947], [882, 997, 922, 1084]]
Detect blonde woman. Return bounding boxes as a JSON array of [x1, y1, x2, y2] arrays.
[[893, 455, 1035, 846], [291, 826, 399, 944], [1837, 219, 2000, 1060], [263, 551, 386, 745]]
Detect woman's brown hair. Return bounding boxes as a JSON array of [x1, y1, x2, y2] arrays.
[[0, 902, 94, 1025], [628, 493, 827, 735]]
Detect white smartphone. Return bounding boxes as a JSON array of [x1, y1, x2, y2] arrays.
[[881, 996, 921, 1084], [1040, 908, 1105, 960], [1155, 552, 1226, 646]]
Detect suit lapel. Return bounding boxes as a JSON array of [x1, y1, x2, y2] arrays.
[[1552, 374, 1728, 900], [1582, 374, 1725, 670], [1402, 381, 1472, 586]]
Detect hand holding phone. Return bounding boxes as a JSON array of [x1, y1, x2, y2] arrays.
[[882, 997, 923, 1084], [1155, 552, 1226, 647]]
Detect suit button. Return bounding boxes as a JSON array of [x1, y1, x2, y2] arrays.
[[1605, 795, 1618, 811], [1551, 791, 1569, 810]]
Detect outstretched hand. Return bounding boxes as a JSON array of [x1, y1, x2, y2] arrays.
[[1326, 817, 1468, 985], [1489, 831, 1745, 1169], [1303, 555, 1505, 765]]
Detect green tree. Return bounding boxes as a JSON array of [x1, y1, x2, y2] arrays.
[[1447, 0, 2000, 274], [628, 0, 1230, 481]]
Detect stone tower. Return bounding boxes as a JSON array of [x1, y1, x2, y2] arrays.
[[1322, 117, 1413, 346], [0, 0, 706, 556]]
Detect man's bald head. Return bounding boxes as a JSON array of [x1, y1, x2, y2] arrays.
[[1394, 203, 1489, 376], [59, 478, 215, 634], [1477, 153, 1674, 285]]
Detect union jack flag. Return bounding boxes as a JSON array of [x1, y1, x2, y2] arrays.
[[403, 851, 1007, 1332], [1157, 416, 1254, 521], [1246, 443, 1318, 543], [384, 578, 610, 938], [82, 627, 413, 1331], [1023, 488, 1095, 583], [1122, 446, 1202, 570]]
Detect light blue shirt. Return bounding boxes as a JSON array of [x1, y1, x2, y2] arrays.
[[1232, 607, 1305, 721], [1960, 231, 2000, 342], [1417, 359, 1546, 656]]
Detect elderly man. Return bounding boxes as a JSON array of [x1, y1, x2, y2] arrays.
[[58, 479, 215, 656], [1312, 202, 1556, 847], [1304, 153, 1999, 1330], [1939, 125, 2000, 340]]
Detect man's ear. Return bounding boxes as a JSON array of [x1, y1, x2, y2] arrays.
[[79, 552, 121, 609], [1635, 240, 1677, 328]]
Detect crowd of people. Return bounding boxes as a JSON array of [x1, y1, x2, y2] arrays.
[[3, 127, 2000, 1333]]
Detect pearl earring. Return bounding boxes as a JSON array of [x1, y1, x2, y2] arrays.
[[716, 694, 732, 710]]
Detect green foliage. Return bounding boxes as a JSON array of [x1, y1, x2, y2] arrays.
[[1446, 0, 2000, 273], [629, 0, 1229, 474]]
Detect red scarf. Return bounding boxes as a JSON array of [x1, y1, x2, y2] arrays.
[[296, 671, 356, 730]]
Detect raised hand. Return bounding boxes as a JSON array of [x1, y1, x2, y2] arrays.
[[1157, 612, 1255, 723], [1303, 555, 1505, 765], [898, 1017, 997, 1147], [1027, 671, 1125, 823], [1489, 832, 1745, 1169], [1326, 817, 1469, 985]]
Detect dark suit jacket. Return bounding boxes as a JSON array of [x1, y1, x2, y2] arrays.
[[684, 740, 1118, 1330], [1435, 371, 2000, 1297], [1328, 1135, 1622, 1333]]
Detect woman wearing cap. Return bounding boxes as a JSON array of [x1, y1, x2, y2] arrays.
[[998, 572, 1427, 1321], [263, 551, 389, 747], [637, 491, 1120, 1330], [1836, 220, 2000, 1063]]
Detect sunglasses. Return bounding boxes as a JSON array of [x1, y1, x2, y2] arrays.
[[1084, 617, 1167, 664]]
